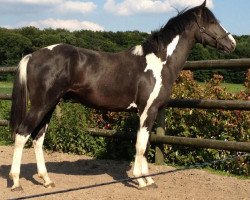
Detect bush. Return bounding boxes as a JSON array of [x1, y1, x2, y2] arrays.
[[0, 100, 12, 145], [165, 71, 250, 175], [44, 102, 107, 157], [43, 102, 139, 160]]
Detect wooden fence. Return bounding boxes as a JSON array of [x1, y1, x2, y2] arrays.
[[1, 59, 250, 164]]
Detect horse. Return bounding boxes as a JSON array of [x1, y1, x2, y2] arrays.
[[9, 1, 236, 191]]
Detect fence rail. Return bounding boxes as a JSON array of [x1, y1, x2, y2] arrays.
[[184, 58, 250, 70], [87, 128, 250, 153], [1, 94, 250, 110], [167, 99, 250, 111], [0, 94, 12, 100], [0, 120, 9, 126], [1, 58, 250, 74], [1, 59, 250, 164], [0, 66, 16, 74]]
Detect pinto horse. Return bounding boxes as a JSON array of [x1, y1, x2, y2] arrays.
[[9, 1, 236, 191]]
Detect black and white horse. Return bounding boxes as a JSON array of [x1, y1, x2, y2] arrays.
[[9, 1, 236, 191]]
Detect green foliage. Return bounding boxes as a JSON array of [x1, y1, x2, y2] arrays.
[[0, 27, 249, 83], [44, 102, 107, 157], [0, 28, 32, 66], [0, 100, 11, 120], [189, 36, 250, 83], [0, 100, 12, 145], [0, 82, 13, 94], [165, 71, 250, 176], [0, 127, 12, 145], [87, 110, 138, 160], [43, 103, 138, 160], [0, 27, 149, 67], [244, 69, 250, 95]]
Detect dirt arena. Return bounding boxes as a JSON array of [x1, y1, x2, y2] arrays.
[[0, 146, 249, 200]]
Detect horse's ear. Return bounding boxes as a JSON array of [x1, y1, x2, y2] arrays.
[[196, 0, 206, 17], [201, 0, 206, 8]]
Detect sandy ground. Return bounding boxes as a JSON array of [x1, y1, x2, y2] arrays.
[[0, 145, 249, 200]]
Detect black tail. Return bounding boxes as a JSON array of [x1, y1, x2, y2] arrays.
[[10, 55, 31, 134]]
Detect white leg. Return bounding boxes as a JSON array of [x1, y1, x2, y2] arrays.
[[33, 125, 54, 188], [9, 134, 30, 191], [133, 127, 149, 188], [142, 156, 155, 185]]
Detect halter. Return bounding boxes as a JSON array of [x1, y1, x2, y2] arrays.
[[195, 18, 230, 49]]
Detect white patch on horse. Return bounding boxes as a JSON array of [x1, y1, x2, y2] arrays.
[[33, 124, 53, 186], [46, 44, 61, 51], [133, 126, 149, 187], [136, 127, 149, 155], [141, 53, 163, 127], [167, 35, 179, 58], [10, 134, 30, 178], [33, 125, 47, 175], [132, 45, 144, 56], [220, 25, 236, 46], [127, 102, 137, 109], [19, 54, 31, 84]]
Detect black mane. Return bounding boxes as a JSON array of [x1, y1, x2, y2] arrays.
[[142, 5, 219, 55]]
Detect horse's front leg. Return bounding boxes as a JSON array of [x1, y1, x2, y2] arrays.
[[133, 107, 158, 189]]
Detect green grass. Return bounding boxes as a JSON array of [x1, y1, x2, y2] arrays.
[[0, 82, 13, 94], [165, 163, 250, 179], [204, 167, 250, 180], [198, 82, 246, 94], [220, 83, 246, 93]]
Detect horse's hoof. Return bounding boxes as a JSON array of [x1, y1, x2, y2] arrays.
[[44, 182, 55, 188], [11, 186, 23, 192]]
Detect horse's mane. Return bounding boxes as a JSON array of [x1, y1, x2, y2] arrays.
[[142, 4, 219, 54]]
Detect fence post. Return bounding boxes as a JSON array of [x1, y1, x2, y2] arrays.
[[155, 109, 166, 165]]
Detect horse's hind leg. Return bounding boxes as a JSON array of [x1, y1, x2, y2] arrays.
[[9, 134, 30, 191], [9, 106, 55, 191], [33, 123, 55, 188]]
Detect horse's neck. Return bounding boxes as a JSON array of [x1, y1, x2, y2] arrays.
[[162, 32, 195, 87]]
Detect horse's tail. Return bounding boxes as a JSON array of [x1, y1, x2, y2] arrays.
[[10, 54, 32, 134]]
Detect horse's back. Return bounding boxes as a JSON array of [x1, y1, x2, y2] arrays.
[[25, 44, 145, 110]]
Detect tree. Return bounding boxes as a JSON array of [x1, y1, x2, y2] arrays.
[[0, 29, 32, 66]]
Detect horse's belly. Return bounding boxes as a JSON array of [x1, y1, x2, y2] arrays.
[[67, 87, 136, 111]]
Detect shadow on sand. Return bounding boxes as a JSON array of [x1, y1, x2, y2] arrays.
[[0, 157, 190, 200], [0, 158, 135, 188]]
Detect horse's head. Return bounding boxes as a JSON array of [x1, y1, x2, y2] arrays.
[[194, 0, 236, 53]]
